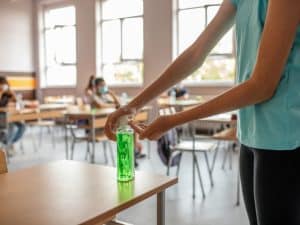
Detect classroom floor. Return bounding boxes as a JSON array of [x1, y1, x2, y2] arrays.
[[7, 127, 248, 225]]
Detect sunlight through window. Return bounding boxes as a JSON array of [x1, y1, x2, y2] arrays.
[[43, 5, 77, 87], [100, 0, 144, 85], [177, 0, 235, 84]]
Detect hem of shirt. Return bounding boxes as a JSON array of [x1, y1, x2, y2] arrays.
[[238, 136, 300, 151]]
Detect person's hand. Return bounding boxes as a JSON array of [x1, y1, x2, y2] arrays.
[[104, 106, 133, 141], [129, 115, 177, 140]]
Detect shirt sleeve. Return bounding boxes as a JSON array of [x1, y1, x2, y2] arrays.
[[230, 0, 238, 7]]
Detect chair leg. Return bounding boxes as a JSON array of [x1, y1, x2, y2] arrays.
[[71, 140, 75, 160], [19, 139, 25, 154], [147, 140, 151, 159], [222, 143, 229, 170], [85, 142, 90, 161], [166, 157, 172, 176], [229, 142, 233, 170], [103, 142, 108, 164], [194, 154, 206, 199], [176, 155, 182, 177], [38, 127, 43, 147], [204, 152, 214, 187], [211, 142, 220, 174], [192, 152, 196, 199], [30, 126, 38, 152], [51, 126, 56, 149]]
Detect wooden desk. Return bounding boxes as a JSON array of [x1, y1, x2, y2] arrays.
[[158, 98, 203, 108], [64, 108, 150, 163], [0, 161, 177, 225], [0, 103, 68, 123], [39, 103, 68, 111], [0, 110, 65, 125]]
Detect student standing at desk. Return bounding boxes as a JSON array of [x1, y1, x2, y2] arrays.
[[0, 77, 25, 155], [106, 1, 300, 224]]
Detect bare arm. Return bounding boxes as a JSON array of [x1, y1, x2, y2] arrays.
[[105, 0, 237, 140], [174, 0, 300, 123], [127, 0, 236, 111], [108, 91, 120, 107], [132, 0, 300, 140]]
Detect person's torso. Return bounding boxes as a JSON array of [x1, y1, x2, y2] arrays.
[[0, 92, 12, 107], [234, 0, 300, 150]]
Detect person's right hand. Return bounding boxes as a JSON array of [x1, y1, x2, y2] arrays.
[[104, 106, 132, 141]]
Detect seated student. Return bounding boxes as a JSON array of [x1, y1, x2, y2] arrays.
[[168, 83, 189, 100], [93, 78, 120, 109], [84, 76, 120, 109], [86, 77, 146, 163], [0, 77, 26, 155]]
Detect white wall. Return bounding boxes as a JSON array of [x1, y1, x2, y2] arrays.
[[0, 0, 34, 72]]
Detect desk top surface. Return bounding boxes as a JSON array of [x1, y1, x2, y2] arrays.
[[0, 161, 177, 225]]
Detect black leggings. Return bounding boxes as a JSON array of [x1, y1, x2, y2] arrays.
[[240, 145, 300, 225]]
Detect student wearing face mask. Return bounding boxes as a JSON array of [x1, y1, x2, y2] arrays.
[[92, 78, 120, 109], [92, 78, 147, 163], [0, 77, 26, 155]]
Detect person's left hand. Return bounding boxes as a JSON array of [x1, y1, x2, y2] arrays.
[[129, 115, 177, 140]]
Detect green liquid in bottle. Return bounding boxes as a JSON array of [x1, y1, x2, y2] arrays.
[[117, 126, 135, 182]]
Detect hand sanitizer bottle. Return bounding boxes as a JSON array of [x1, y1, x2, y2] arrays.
[[116, 116, 135, 182]]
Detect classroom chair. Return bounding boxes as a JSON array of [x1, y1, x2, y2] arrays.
[[160, 107, 216, 199]]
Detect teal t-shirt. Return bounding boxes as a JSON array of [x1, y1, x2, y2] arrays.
[[231, 0, 300, 150]]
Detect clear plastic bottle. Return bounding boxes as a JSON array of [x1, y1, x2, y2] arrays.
[[116, 116, 135, 182]]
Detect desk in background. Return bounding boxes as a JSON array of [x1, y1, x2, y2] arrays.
[[64, 107, 150, 163]]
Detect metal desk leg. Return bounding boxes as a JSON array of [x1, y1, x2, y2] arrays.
[[91, 115, 96, 164], [147, 140, 151, 159], [64, 115, 69, 160], [192, 150, 196, 199], [157, 191, 165, 225]]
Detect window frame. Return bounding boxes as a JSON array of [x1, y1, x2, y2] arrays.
[[175, 0, 235, 86], [98, 0, 144, 87], [42, 2, 77, 88]]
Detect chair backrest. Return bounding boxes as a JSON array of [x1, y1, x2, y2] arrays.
[[0, 149, 8, 174], [157, 107, 182, 167]]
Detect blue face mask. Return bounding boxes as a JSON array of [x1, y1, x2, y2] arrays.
[[99, 86, 108, 94]]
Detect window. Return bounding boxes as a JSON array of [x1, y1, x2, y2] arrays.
[[176, 0, 235, 84], [43, 5, 77, 87], [99, 0, 144, 85]]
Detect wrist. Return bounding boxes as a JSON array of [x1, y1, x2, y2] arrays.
[[120, 105, 137, 116]]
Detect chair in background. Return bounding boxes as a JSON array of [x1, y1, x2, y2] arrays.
[[134, 109, 151, 158], [209, 127, 238, 171], [66, 116, 115, 165], [210, 127, 241, 206], [28, 120, 57, 150], [159, 107, 216, 199], [0, 149, 8, 174]]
